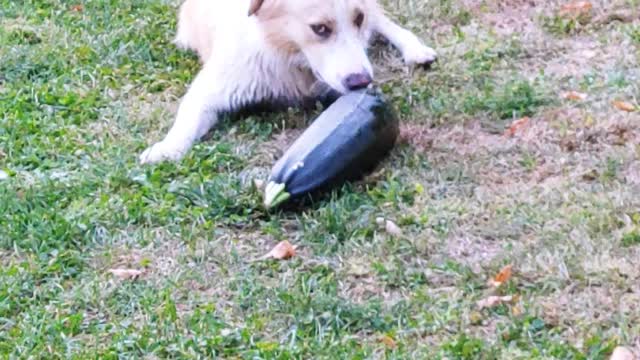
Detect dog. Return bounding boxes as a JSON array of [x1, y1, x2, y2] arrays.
[[139, 0, 437, 164]]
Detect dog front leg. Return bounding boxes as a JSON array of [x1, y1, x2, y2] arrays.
[[140, 64, 225, 164], [372, 10, 438, 66]]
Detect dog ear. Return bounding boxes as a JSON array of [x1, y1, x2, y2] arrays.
[[248, 0, 265, 16]]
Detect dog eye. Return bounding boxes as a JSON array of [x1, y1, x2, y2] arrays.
[[354, 12, 364, 27], [310, 24, 332, 38]]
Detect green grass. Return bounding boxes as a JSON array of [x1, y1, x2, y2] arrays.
[[621, 230, 640, 247], [1, 0, 640, 358], [630, 24, 640, 43]]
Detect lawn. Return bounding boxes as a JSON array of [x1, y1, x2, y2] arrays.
[[1, 0, 640, 358]]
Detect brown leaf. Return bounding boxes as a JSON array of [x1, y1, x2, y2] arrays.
[[70, 4, 83, 12], [469, 311, 483, 325], [559, 1, 593, 16], [261, 240, 296, 260], [108, 268, 143, 280], [562, 91, 587, 101], [610, 346, 637, 360], [582, 169, 599, 181], [504, 117, 530, 137], [477, 295, 516, 309], [612, 101, 636, 112], [379, 335, 397, 349], [489, 264, 513, 287], [511, 304, 524, 316]]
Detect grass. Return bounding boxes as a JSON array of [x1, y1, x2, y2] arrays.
[[1, 0, 640, 358]]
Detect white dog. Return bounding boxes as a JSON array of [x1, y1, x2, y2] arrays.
[[139, 0, 437, 164]]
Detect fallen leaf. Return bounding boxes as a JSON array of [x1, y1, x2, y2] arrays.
[[511, 304, 524, 316], [559, 1, 592, 16], [261, 240, 296, 260], [375, 217, 403, 237], [108, 268, 144, 280], [469, 311, 484, 325], [252, 179, 265, 191], [582, 169, 599, 181], [612, 100, 636, 112], [385, 220, 403, 237], [347, 261, 370, 277], [489, 264, 513, 287], [477, 295, 515, 309], [379, 335, 397, 349], [562, 91, 587, 101], [70, 4, 83, 12], [494, 264, 513, 283], [610, 346, 637, 360], [504, 117, 530, 137]]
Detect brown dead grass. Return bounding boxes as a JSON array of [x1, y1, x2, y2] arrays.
[[393, 0, 640, 342]]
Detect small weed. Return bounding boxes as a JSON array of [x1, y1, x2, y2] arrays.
[[541, 13, 591, 36], [464, 38, 523, 76], [451, 9, 472, 27], [542, 15, 579, 36], [629, 25, 640, 44], [621, 230, 640, 247], [465, 79, 548, 120], [6, 28, 42, 45], [441, 334, 491, 359], [519, 151, 538, 172], [602, 158, 622, 181], [492, 80, 548, 119], [607, 72, 630, 89], [433, 0, 473, 27], [583, 335, 618, 359]]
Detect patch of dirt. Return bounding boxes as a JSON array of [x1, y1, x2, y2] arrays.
[[250, 128, 303, 166], [122, 88, 180, 134], [623, 161, 640, 185], [336, 253, 407, 306], [538, 283, 640, 344], [440, 234, 504, 273], [91, 235, 188, 282], [400, 103, 640, 192], [476, 0, 542, 37], [399, 122, 513, 158], [398, 123, 436, 152], [541, 40, 638, 80], [339, 275, 392, 304]]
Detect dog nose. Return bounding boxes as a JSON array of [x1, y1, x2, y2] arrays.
[[343, 73, 372, 90]]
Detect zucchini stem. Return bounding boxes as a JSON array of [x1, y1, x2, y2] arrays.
[[264, 182, 290, 208]]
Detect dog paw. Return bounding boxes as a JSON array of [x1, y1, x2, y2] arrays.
[[402, 45, 438, 66], [139, 141, 187, 164]]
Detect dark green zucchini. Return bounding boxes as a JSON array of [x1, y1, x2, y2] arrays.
[[264, 86, 398, 208]]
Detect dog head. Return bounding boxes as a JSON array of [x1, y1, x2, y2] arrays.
[[250, 0, 376, 94]]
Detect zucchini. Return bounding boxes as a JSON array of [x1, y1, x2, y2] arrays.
[[264, 86, 399, 208]]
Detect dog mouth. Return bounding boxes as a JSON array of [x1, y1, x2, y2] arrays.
[[310, 70, 347, 95], [310, 70, 330, 88], [308, 81, 342, 105]]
